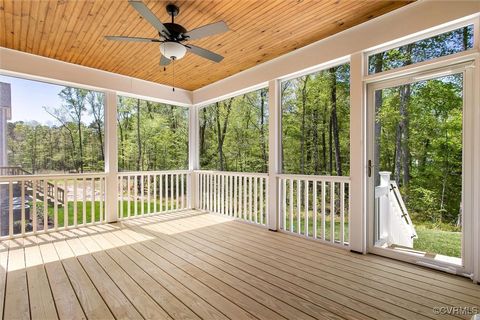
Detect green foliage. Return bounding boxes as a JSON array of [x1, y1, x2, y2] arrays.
[[368, 25, 473, 74], [377, 76, 463, 226], [281, 64, 350, 175], [8, 88, 105, 173], [200, 88, 269, 172], [117, 97, 188, 171]]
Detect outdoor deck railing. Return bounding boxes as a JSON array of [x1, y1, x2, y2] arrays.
[[0, 173, 106, 238], [0, 168, 352, 249], [117, 170, 191, 219], [277, 174, 350, 246], [196, 170, 268, 226]]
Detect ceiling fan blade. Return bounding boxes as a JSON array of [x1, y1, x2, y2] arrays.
[[185, 21, 229, 41], [105, 35, 160, 42], [128, 0, 170, 37], [160, 55, 171, 66], [186, 44, 224, 63]]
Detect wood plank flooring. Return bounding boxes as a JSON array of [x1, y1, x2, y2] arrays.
[[1, 210, 479, 320]]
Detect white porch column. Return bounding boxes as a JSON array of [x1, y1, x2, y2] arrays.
[[0, 82, 12, 167], [267, 80, 281, 230], [188, 106, 199, 209], [104, 91, 118, 223], [473, 53, 480, 283], [349, 52, 367, 253]]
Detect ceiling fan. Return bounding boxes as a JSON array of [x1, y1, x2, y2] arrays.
[[105, 1, 229, 66]]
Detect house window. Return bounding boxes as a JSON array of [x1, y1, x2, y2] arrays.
[[117, 96, 189, 171], [368, 25, 474, 74], [199, 88, 269, 173], [0, 75, 105, 175], [281, 63, 350, 176]]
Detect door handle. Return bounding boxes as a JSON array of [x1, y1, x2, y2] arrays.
[[368, 160, 375, 177]]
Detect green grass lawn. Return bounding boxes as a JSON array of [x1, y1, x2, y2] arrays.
[[413, 225, 461, 258], [282, 215, 460, 257], [34, 198, 180, 227], [46, 201, 103, 226], [283, 216, 349, 243]]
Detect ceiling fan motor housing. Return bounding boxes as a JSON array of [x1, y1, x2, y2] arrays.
[[160, 41, 187, 60], [163, 23, 188, 41]]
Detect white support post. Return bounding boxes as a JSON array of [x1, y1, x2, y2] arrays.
[[349, 52, 366, 253], [473, 53, 480, 283], [267, 80, 281, 231], [105, 91, 118, 223], [189, 106, 199, 209]]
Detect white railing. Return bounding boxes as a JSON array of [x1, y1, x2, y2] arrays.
[[0, 168, 353, 247], [197, 170, 268, 226], [117, 170, 191, 219], [0, 173, 106, 238], [277, 174, 350, 246], [375, 172, 416, 248]]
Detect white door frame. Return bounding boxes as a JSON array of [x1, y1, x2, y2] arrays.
[[366, 61, 476, 277]]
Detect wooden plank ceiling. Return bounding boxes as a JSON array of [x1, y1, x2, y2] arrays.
[[0, 0, 412, 91]]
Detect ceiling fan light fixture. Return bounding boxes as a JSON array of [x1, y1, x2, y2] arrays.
[[160, 41, 186, 60]]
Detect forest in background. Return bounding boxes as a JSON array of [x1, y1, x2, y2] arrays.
[[7, 87, 105, 174], [199, 63, 351, 177], [281, 64, 350, 176], [6, 87, 189, 173], [117, 96, 188, 171], [370, 25, 472, 228], [199, 88, 269, 173]]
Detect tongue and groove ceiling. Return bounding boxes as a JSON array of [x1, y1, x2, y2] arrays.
[[0, 0, 412, 91]]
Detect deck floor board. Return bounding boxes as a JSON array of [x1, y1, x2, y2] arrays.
[[1, 210, 479, 320]]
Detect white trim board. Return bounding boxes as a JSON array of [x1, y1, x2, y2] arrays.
[[0, 47, 192, 107], [192, 0, 480, 105]]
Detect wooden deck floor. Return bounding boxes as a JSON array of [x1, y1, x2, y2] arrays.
[[0, 210, 479, 320]]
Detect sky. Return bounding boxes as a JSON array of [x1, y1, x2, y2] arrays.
[[0, 74, 95, 125]]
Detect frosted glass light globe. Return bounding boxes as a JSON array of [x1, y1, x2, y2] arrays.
[[160, 42, 187, 60]]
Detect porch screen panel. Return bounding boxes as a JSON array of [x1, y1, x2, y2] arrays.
[[199, 87, 269, 173]]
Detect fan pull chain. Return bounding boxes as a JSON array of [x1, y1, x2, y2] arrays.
[[172, 57, 175, 92]]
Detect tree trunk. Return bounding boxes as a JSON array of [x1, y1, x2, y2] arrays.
[[400, 84, 411, 187], [399, 44, 412, 187], [215, 103, 224, 170], [117, 117, 125, 169], [373, 53, 383, 186], [259, 89, 268, 173], [462, 26, 470, 51], [329, 115, 333, 175], [199, 108, 207, 158], [313, 107, 319, 175], [136, 99, 142, 171], [300, 76, 309, 174], [96, 120, 104, 161], [329, 67, 342, 176], [77, 121, 84, 173], [321, 103, 327, 174], [215, 100, 233, 171], [394, 123, 402, 185]]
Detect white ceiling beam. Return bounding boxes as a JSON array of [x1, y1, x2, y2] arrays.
[[0, 47, 192, 107]]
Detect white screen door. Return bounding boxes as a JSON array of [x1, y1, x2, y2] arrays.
[[367, 63, 474, 276]]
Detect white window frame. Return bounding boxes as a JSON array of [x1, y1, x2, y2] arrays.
[[364, 16, 480, 76]]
